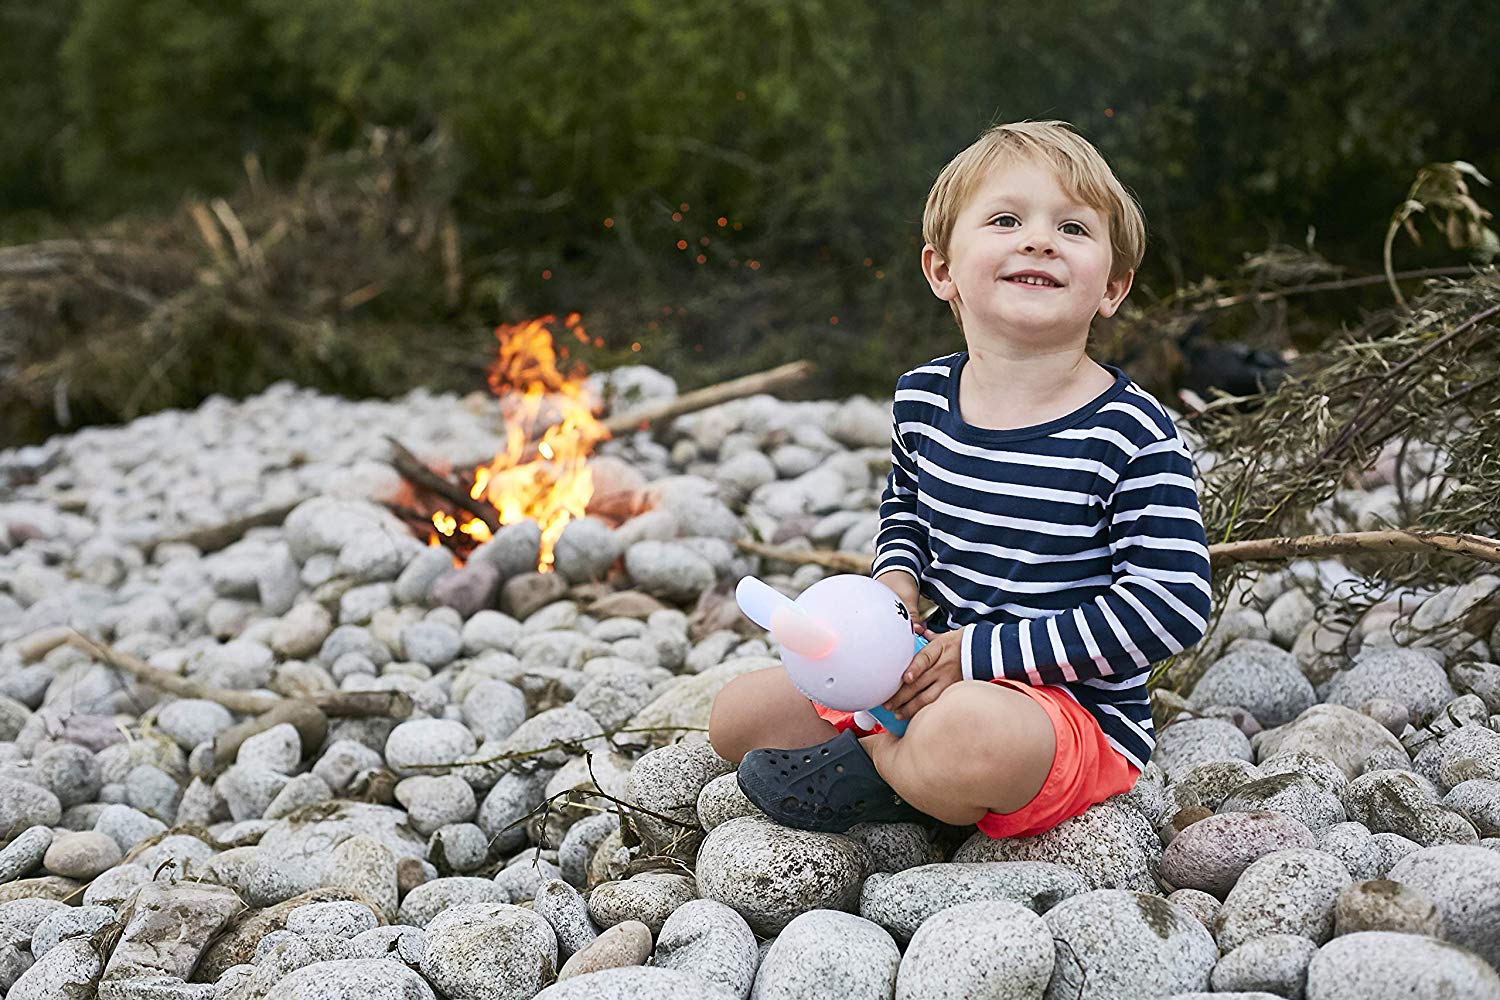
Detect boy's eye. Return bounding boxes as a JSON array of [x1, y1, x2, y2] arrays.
[[991, 214, 1089, 236]]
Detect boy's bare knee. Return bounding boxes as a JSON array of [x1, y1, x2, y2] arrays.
[[915, 682, 1054, 775], [707, 681, 751, 763]]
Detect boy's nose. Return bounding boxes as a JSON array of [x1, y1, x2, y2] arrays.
[[1023, 242, 1057, 256]]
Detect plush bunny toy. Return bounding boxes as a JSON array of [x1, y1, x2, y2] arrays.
[[735, 574, 928, 736]]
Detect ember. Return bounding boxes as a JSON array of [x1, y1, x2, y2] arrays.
[[427, 313, 610, 572]]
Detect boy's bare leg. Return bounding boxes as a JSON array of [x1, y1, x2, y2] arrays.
[[708, 667, 840, 764], [860, 680, 1056, 826]]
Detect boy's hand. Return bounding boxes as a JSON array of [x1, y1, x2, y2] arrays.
[[876, 571, 925, 632], [883, 627, 964, 721]]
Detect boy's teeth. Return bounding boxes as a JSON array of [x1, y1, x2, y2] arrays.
[[1008, 275, 1058, 286]]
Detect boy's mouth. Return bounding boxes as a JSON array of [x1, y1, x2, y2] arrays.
[[1003, 273, 1064, 288]]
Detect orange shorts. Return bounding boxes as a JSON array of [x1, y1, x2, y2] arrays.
[[813, 678, 1140, 839]]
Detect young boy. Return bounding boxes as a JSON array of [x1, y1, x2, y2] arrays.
[[708, 120, 1212, 838]]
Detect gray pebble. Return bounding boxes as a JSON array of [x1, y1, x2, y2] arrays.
[[1303, 930, 1500, 998], [1214, 848, 1353, 952], [1386, 843, 1500, 967], [1044, 890, 1217, 1000], [696, 816, 864, 935], [586, 872, 697, 936], [533, 879, 598, 961], [860, 861, 1087, 944], [653, 898, 756, 999], [752, 910, 898, 1000], [1210, 933, 1317, 998], [897, 899, 1054, 1000]]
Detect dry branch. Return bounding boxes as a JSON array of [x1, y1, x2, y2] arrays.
[[143, 499, 307, 556], [1206, 529, 1500, 567], [737, 528, 1500, 576], [21, 628, 414, 719], [601, 360, 815, 435]]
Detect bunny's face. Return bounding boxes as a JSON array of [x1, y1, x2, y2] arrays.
[[778, 574, 916, 712]]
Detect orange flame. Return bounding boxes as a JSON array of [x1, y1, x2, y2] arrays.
[[428, 314, 608, 572]]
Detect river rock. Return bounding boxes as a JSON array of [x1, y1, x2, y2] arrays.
[[1209, 933, 1316, 997], [1386, 843, 1500, 966], [1341, 769, 1478, 846], [538, 965, 737, 999], [1190, 642, 1316, 727], [1252, 704, 1405, 780], [262, 958, 439, 999], [1320, 648, 1457, 725], [417, 902, 558, 1000], [859, 861, 1087, 943], [951, 801, 1161, 892], [1303, 931, 1500, 999], [1214, 848, 1352, 951], [898, 899, 1055, 1000], [1161, 810, 1317, 898], [557, 920, 652, 980], [585, 873, 697, 936], [696, 816, 866, 935], [1044, 889, 1218, 1000], [751, 910, 899, 1000], [652, 898, 757, 999]]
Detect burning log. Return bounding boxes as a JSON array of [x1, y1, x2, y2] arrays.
[[386, 436, 502, 534]]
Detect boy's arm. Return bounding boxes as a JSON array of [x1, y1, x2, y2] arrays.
[[962, 433, 1212, 685], [870, 410, 929, 595]]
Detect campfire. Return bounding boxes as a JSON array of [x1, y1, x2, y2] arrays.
[[395, 314, 611, 572], [385, 327, 816, 576]]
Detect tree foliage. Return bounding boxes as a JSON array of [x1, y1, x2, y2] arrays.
[[2, 0, 1497, 440]]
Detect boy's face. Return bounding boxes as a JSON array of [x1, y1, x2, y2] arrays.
[[922, 157, 1133, 349]]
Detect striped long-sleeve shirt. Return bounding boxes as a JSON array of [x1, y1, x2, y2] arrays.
[[870, 352, 1212, 769]]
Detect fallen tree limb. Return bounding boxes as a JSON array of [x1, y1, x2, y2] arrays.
[[737, 528, 1500, 575], [1206, 529, 1500, 567], [143, 499, 306, 557], [22, 629, 414, 719], [601, 360, 815, 436]]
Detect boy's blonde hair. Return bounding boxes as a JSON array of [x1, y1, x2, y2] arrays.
[[922, 120, 1146, 330]]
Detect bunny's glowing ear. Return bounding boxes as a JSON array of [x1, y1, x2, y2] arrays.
[[769, 606, 837, 658], [736, 576, 798, 631], [736, 576, 837, 658]]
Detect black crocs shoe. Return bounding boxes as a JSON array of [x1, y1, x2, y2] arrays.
[[736, 729, 924, 833]]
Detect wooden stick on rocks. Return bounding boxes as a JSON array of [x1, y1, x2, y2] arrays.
[[21, 628, 414, 719], [737, 527, 1500, 574], [600, 360, 815, 436]]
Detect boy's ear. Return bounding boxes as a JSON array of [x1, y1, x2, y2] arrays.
[[921, 244, 958, 302], [1097, 268, 1134, 318]]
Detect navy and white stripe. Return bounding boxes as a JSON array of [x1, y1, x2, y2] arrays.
[[871, 352, 1212, 770]]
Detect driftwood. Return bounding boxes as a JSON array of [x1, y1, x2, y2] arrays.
[[1206, 529, 1500, 567], [142, 499, 306, 557], [22, 628, 414, 719], [600, 360, 815, 436], [737, 527, 1500, 575]]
